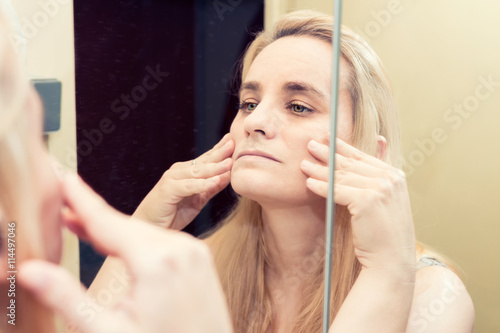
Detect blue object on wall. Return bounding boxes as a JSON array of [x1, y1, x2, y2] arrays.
[[31, 79, 62, 133]]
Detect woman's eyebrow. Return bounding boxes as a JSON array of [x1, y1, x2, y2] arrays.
[[282, 81, 327, 101], [239, 80, 327, 101], [240, 81, 262, 94]]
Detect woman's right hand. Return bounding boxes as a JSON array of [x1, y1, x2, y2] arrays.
[[133, 134, 234, 230]]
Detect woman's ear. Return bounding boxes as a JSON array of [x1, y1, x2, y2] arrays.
[[377, 135, 387, 161]]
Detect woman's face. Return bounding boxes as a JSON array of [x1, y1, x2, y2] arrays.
[[230, 36, 354, 206], [27, 88, 64, 263]]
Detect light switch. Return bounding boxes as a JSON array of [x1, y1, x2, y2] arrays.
[[31, 79, 62, 133]]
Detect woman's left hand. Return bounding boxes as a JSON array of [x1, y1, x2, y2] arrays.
[[300, 138, 415, 272], [18, 175, 233, 333]]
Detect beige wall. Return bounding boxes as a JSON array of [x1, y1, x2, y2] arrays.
[[10, 0, 78, 294], [268, 0, 500, 332]]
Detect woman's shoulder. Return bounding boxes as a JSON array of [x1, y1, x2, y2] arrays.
[[407, 258, 475, 333], [416, 255, 447, 270]]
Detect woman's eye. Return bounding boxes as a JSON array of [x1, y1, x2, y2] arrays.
[[289, 103, 311, 114], [239, 102, 258, 112]]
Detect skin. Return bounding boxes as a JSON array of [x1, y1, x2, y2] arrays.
[[0, 87, 233, 332], [229, 37, 356, 329], [230, 36, 354, 207], [20, 175, 233, 333], [0, 88, 64, 271], [104, 36, 475, 332], [27, 90, 65, 263]]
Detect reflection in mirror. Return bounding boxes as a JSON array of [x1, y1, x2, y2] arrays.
[[73, 1, 496, 330], [337, 1, 499, 332], [3, 1, 499, 328]]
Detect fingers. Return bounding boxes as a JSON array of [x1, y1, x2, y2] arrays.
[[307, 138, 383, 168], [168, 135, 234, 181], [305, 175, 364, 207], [305, 178, 362, 207], [303, 163, 379, 201], [63, 174, 203, 271], [334, 153, 390, 179], [197, 135, 235, 165], [305, 177, 328, 197], [171, 158, 233, 181], [306, 139, 395, 179], [335, 138, 391, 170], [62, 174, 155, 259], [301, 159, 327, 181], [61, 207, 88, 241], [18, 260, 94, 333], [202, 170, 231, 200], [306, 140, 329, 164], [163, 173, 228, 200], [302, 160, 376, 189], [334, 139, 407, 184], [211, 133, 231, 150], [303, 138, 405, 201]]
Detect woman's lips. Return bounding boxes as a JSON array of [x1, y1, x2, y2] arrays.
[[236, 149, 281, 162]]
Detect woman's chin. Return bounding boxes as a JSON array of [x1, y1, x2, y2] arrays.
[[231, 176, 318, 207], [231, 180, 267, 202], [231, 178, 282, 205]]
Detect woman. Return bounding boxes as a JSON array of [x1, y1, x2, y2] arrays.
[[124, 10, 475, 332], [0, 12, 232, 333]]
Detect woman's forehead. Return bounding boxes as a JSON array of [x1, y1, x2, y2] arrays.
[[245, 36, 351, 92]]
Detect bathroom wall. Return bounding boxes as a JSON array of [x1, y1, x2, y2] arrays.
[[10, 0, 79, 285], [269, 1, 500, 331]]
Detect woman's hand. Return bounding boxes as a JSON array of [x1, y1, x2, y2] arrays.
[[18, 174, 233, 333], [300, 137, 415, 272], [301, 138, 416, 332], [134, 134, 234, 230]]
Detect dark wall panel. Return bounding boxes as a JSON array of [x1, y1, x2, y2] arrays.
[[74, 0, 263, 287]]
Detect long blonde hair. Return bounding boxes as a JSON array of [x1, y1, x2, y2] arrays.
[[0, 14, 55, 333], [205, 10, 411, 332]]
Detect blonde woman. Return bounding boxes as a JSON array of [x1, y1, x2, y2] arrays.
[[0, 13, 232, 333], [91, 10, 476, 333]]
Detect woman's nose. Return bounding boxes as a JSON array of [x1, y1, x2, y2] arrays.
[[242, 103, 278, 139]]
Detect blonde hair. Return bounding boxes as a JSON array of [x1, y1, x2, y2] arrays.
[[0, 14, 55, 333], [205, 10, 431, 332]]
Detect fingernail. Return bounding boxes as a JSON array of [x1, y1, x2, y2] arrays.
[[19, 263, 48, 293], [309, 140, 320, 149], [301, 160, 312, 169], [306, 178, 315, 186]]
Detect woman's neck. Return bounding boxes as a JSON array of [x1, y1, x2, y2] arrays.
[[261, 200, 326, 282]]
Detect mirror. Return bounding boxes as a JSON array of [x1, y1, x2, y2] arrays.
[[12, 0, 497, 331], [339, 2, 499, 332], [74, 1, 499, 331]]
